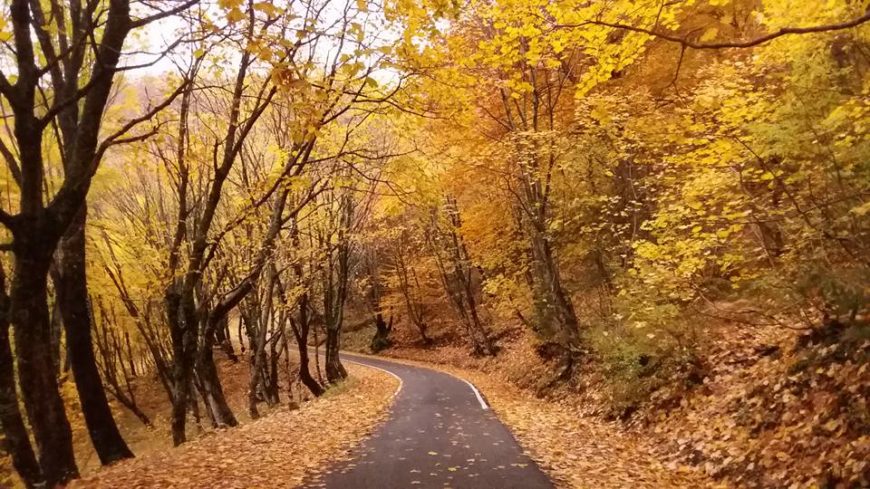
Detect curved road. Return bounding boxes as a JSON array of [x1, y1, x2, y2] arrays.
[[304, 353, 553, 489]]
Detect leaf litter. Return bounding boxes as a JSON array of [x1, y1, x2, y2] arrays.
[[70, 363, 399, 488]]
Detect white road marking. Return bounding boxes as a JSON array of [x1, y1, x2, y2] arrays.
[[457, 377, 489, 410], [341, 352, 489, 410], [342, 358, 404, 398]]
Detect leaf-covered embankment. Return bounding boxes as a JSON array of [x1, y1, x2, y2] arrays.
[[69, 363, 399, 488]]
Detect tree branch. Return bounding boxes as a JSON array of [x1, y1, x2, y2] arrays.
[[0, 209, 15, 229], [559, 10, 870, 50], [130, 0, 200, 29], [91, 80, 190, 171], [0, 71, 14, 100], [0, 138, 22, 186]]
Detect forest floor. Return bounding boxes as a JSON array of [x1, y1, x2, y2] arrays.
[[69, 362, 399, 488]]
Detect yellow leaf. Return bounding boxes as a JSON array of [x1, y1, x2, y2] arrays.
[[699, 27, 718, 42], [227, 7, 246, 23]]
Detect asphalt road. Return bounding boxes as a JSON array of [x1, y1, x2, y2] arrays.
[[304, 353, 554, 489]]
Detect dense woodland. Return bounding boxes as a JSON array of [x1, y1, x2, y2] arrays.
[[0, 0, 868, 487]]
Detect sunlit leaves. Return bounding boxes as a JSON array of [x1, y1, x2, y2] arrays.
[[0, 16, 11, 42]]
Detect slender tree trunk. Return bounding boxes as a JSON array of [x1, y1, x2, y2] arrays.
[[370, 312, 393, 352], [250, 269, 277, 417], [235, 315, 244, 355], [196, 341, 238, 427], [263, 285, 285, 406], [514, 156, 581, 353], [166, 287, 198, 445], [286, 222, 324, 396], [214, 315, 238, 362], [104, 386, 152, 427], [281, 329, 294, 397], [248, 333, 267, 419], [429, 202, 495, 355], [529, 226, 580, 348], [298, 342, 323, 395], [324, 325, 346, 383], [395, 246, 429, 344], [325, 269, 347, 385], [324, 230, 350, 383], [288, 294, 323, 396], [0, 267, 43, 489], [313, 324, 324, 385], [55, 206, 134, 464], [10, 237, 79, 485], [124, 331, 137, 377], [266, 326, 282, 405], [49, 299, 62, 375], [463, 282, 494, 354], [196, 311, 237, 427], [188, 380, 204, 433], [192, 373, 217, 427]]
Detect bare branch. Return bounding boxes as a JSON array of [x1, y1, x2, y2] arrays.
[[92, 80, 191, 171], [130, 0, 200, 29], [558, 11, 870, 50], [0, 209, 15, 229], [0, 138, 22, 186], [0, 71, 14, 100]]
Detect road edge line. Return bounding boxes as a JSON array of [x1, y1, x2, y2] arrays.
[[341, 351, 488, 411], [458, 377, 489, 410], [343, 358, 404, 400]]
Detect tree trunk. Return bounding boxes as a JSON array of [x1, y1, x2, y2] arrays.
[[196, 342, 238, 427], [166, 287, 198, 446], [248, 337, 266, 419], [324, 324, 346, 383], [49, 299, 63, 375], [10, 235, 79, 485], [286, 222, 323, 397], [429, 212, 494, 355], [267, 330, 282, 405], [370, 312, 393, 352], [298, 343, 323, 395], [313, 324, 324, 384], [237, 315, 246, 355], [55, 206, 134, 465], [214, 315, 238, 362], [192, 374, 216, 427], [529, 226, 580, 349], [324, 240, 349, 383], [188, 380, 204, 434], [124, 331, 138, 377], [0, 267, 43, 488], [249, 269, 277, 418], [288, 296, 323, 396]]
